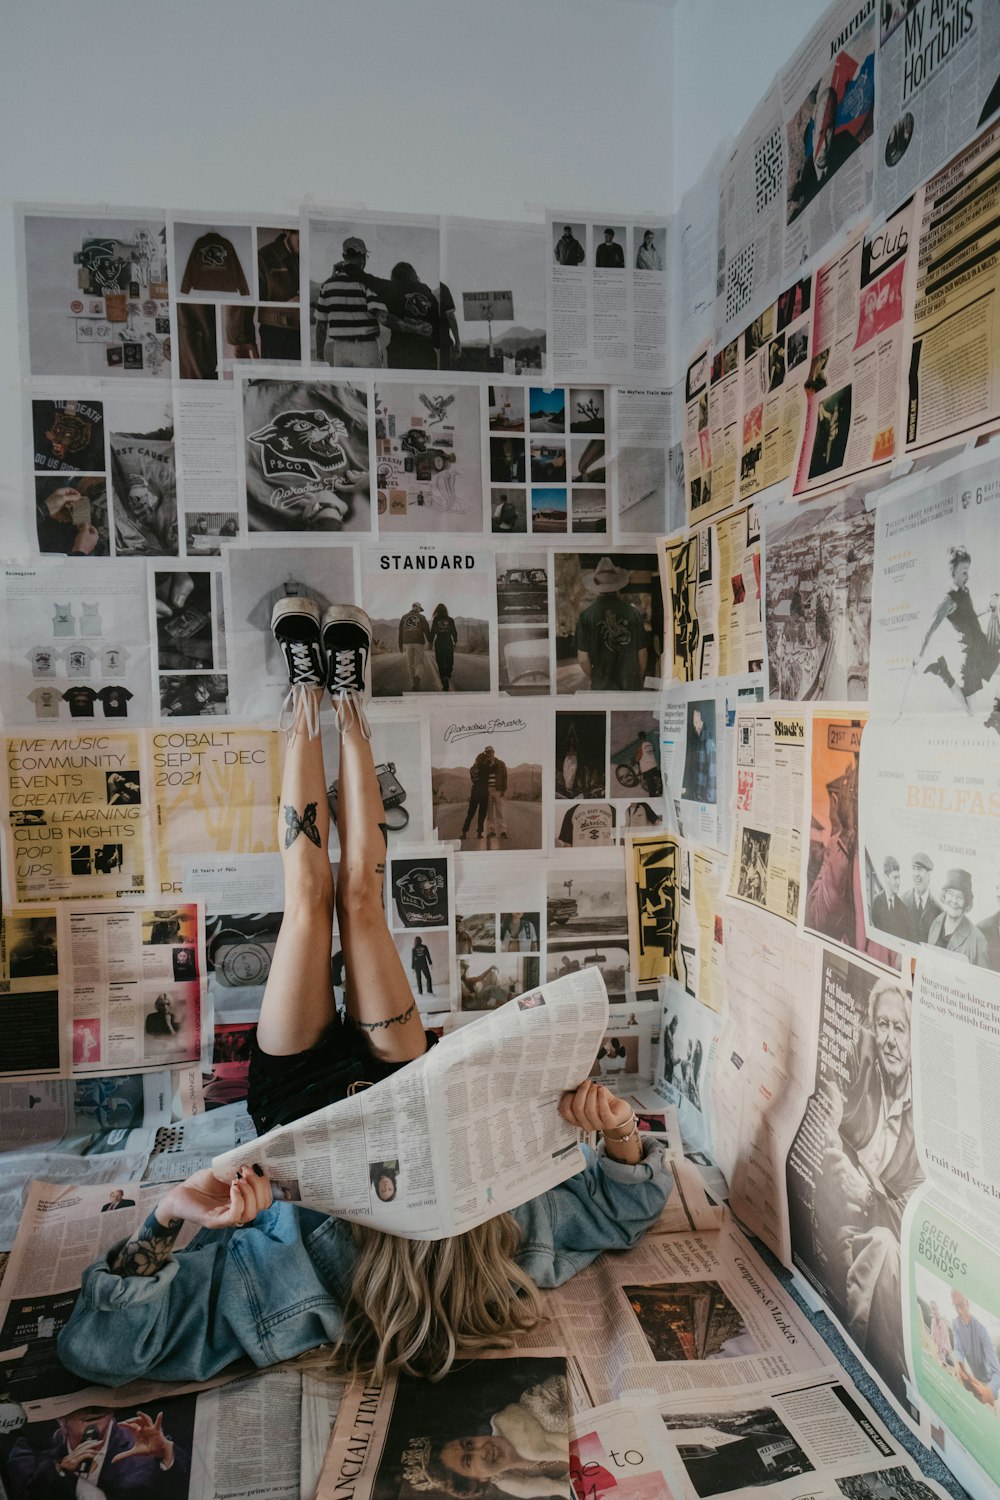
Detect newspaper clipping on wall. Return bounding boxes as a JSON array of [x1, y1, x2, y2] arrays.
[[725, 706, 805, 925], [904, 116, 1000, 454], [716, 84, 788, 349], [737, 274, 813, 502], [875, 0, 1000, 222]]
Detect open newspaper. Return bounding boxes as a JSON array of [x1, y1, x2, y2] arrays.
[[213, 968, 610, 1240]]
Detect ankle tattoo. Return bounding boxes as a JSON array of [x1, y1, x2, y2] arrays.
[[109, 1210, 183, 1277], [284, 802, 322, 849], [355, 1000, 416, 1032]]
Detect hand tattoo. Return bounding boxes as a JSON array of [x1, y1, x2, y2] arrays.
[[284, 802, 322, 849], [109, 1210, 183, 1277], [355, 1000, 416, 1031]]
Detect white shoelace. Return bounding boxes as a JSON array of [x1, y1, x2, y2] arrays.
[[331, 687, 372, 740], [278, 683, 323, 739], [329, 647, 362, 692]]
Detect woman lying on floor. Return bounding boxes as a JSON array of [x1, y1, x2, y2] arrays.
[[58, 601, 672, 1388]]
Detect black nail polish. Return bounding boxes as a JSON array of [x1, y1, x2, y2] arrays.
[[252, 1163, 264, 1177], [236, 1168, 244, 1178]]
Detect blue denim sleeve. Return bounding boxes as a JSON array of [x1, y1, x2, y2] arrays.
[[57, 1203, 347, 1387], [511, 1139, 672, 1289]]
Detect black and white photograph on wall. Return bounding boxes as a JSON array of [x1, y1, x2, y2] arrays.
[[553, 223, 587, 267], [4, 914, 58, 980], [616, 446, 666, 537], [571, 438, 605, 484], [442, 217, 546, 372], [490, 435, 527, 484], [108, 397, 178, 556], [571, 489, 607, 535], [159, 672, 229, 718], [836, 1469, 943, 1500], [807, 384, 852, 480], [553, 553, 662, 693], [591, 1031, 639, 1076], [430, 707, 544, 852], [736, 828, 770, 905], [658, 994, 713, 1128], [21, 212, 170, 378], [489, 385, 525, 431], [500, 910, 540, 951], [365, 549, 492, 696], [221, 304, 301, 366], [621, 1280, 757, 1361], [495, 552, 549, 696], [609, 710, 661, 800], [545, 867, 628, 941], [205, 909, 281, 1020], [154, 569, 216, 671], [546, 938, 628, 1000], [185, 510, 240, 556], [491, 488, 528, 534], [633, 226, 666, 271], [34, 475, 110, 557], [32, 398, 106, 474], [556, 801, 616, 847], [555, 711, 606, 799], [459, 952, 539, 1010], [681, 699, 717, 805], [593, 225, 627, 270], [226, 543, 356, 717], [569, 387, 606, 432], [389, 854, 449, 931], [375, 383, 483, 534], [763, 490, 873, 701], [242, 377, 371, 535], [174, 220, 252, 299], [787, 949, 922, 1406], [621, 800, 663, 834], [660, 1404, 813, 1494], [307, 213, 441, 370], [392, 927, 451, 1009]]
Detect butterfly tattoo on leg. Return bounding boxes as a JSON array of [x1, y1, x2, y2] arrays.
[[284, 802, 322, 848]]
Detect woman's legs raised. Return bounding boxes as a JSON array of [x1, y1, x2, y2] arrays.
[[322, 603, 428, 1064], [255, 687, 337, 1055]]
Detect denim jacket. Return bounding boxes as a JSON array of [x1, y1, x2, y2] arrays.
[[57, 1141, 671, 1388]]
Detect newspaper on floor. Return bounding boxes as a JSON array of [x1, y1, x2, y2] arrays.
[[0, 902, 205, 1081], [0, 1179, 256, 1419], [548, 212, 670, 380], [0, 1072, 171, 1251], [301, 1372, 345, 1500], [318, 1350, 571, 1500], [544, 1212, 828, 1410], [780, 0, 877, 278], [649, 1371, 953, 1500], [213, 968, 610, 1239], [792, 201, 914, 497], [724, 705, 805, 927], [903, 957, 1000, 1492], [904, 115, 1000, 454], [874, 0, 1000, 224], [716, 82, 788, 349]]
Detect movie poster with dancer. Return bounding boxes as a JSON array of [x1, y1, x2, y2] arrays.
[[869, 452, 1000, 728], [786, 946, 922, 1407]]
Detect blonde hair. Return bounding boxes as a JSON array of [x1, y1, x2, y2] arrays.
[[303, 1213, 542, 1383]]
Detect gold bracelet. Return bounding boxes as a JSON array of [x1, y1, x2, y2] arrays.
[[603, 1110, 639, 1145]]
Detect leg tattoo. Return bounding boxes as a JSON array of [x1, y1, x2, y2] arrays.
[[284, 802, 322, 849], [355, 1000, 417, 1032]]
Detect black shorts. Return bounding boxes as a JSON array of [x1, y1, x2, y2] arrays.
[[247, 1010, 438, 1136]]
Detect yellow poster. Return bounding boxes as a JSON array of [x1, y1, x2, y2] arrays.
[[151, 728, 282, 894], [626, 832, 679, 990]]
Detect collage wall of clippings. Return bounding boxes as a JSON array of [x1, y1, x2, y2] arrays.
[[4, 0, 1000, 1496]]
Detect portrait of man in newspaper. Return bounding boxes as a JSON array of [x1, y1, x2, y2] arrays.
[[787, 955, 923, 1405], [3, 1399, 193, 1500], [386, 1356, 571, 1500]]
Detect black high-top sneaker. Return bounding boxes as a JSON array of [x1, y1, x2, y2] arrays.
[[322, 605, 373, 737], [271, 596, 326, 736]]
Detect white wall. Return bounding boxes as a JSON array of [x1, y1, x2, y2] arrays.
[[671, 0, 831, 200], [0, 0, 675, 542]]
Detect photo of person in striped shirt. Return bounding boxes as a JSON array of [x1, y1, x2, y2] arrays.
[[315, 236, 387, 367]]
